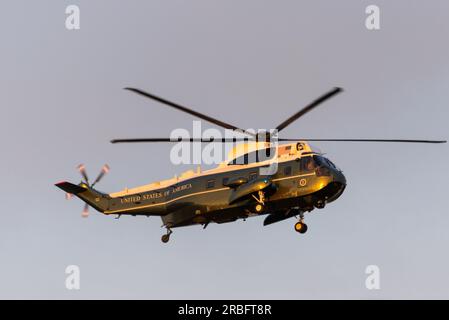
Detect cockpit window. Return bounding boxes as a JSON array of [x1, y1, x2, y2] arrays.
[[228, 147, 276, 165], [326, 158, 339, 170], [300, 156, 315, 172], [313, 155, 338, 169], [300, 155, 325, 171], [326, 159, 336, 168], [313, 155, 326, 167]]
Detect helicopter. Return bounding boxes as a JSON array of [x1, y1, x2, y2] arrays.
[[55, 87, 446, 243]]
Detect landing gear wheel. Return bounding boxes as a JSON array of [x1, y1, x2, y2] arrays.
[[161, 234, 170, 243], [254, 203, 264, 213], [161, 228, 173, 243], [294, 222, 308, 234]]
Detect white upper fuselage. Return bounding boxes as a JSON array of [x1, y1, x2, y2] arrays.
[[109, 141, 318, 198]]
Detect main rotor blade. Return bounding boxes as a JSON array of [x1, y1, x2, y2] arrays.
[[124, 87, 255, 136], [278, 138, 447, 143], [111, 137, 255, 143], [275, 87, 343, 132], [111, 137, 446, 144]]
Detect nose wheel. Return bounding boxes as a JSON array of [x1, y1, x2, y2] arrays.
[[252, 190, 266, 214], [161, 228, 173, 243], [254, 203, 264, 213], [294, 211, 308, 234]]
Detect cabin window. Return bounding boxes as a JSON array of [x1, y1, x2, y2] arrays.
[[249, 172, 258, 181], [222, 177, 229, 186], [206, 180, 215, 189], [284, 166, 292, 176], [279, 145, 292, 156]]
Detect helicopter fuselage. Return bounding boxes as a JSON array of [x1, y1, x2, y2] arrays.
[[103, 152, 346, 228]]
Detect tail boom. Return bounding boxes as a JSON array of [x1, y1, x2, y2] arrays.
[[55, 181, 110, 213]]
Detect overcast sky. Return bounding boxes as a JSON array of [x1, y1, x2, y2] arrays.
[[0, 0, 448, 299]]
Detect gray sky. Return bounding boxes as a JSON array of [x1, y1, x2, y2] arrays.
[[0, 0, 448, 299]]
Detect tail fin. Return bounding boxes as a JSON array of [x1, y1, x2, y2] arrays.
[[55, 181, 110, 213]]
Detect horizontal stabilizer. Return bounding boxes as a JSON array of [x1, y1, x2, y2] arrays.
[[55, 181, 87, 194]]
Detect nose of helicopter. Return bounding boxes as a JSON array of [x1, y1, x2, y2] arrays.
[[333, 168, 346, 185], [327, 168, 346, 202]]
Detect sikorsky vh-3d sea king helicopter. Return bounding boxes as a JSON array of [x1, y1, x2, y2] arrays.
[[55, 87, 446, 243]]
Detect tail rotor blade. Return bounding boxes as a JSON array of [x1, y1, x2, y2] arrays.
[[92, 164, 110, 187], [77, 164, 89, 184], [82, 203, 89, 218]]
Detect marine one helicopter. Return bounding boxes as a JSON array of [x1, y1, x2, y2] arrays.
[[55, 87, 446, 243]]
